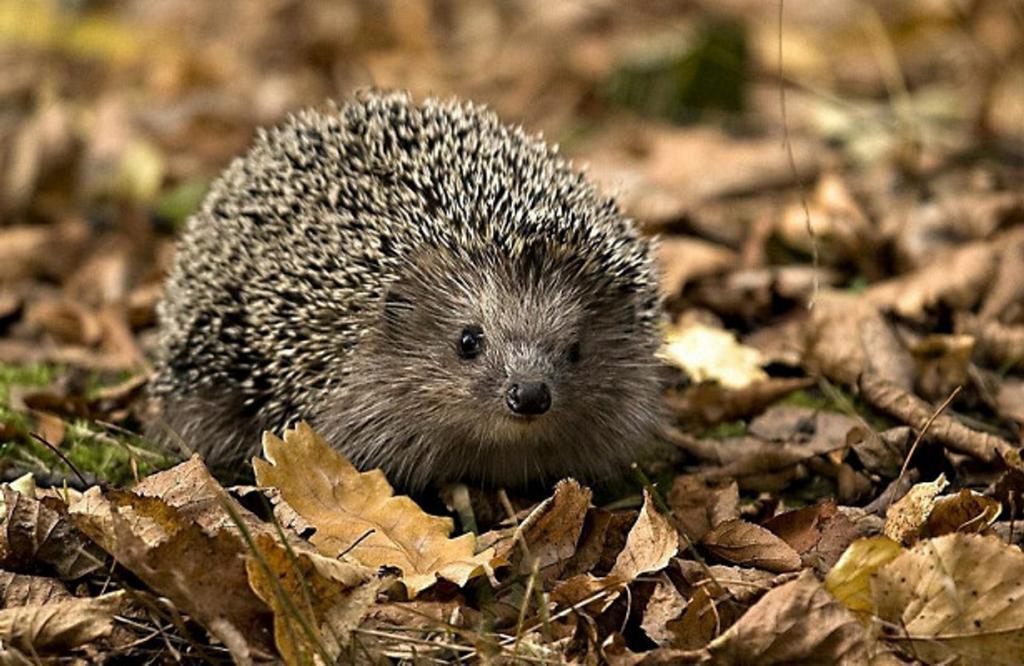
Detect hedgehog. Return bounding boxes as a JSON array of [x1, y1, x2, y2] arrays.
[[150, 90, 664, 490]]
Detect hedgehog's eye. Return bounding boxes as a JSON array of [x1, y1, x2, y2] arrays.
[[567, 341, 582, 364], [458, 326, 484, 360]]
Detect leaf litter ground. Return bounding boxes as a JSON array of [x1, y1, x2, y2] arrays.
[[0, 1, 1023, 663]]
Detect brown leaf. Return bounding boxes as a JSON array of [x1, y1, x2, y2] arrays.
[[484, 478, 591, 578], [667, 476, 738, 542], [0, 571, 71, 607], [70, 486, 276, 656], [246, 532, 380, 666], [700, 519, 802, 573], [0, 486, 105, 579], [640, 578, 688, 646], [665, 584, 717, 650], [764, 500, 862, 571], [656, 236, 736, 297], [0, 590, 125, 655], [805, 291, 915, 389], [925, 488, 1001, 537], [253, 423, 494, 596], [867, 241, 997, 321], [610, 489, 679, 581], [707, 570, 869, 664]]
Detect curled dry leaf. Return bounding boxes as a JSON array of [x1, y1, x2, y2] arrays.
[[485, 478, 592, 578], [871, 534, 1024, 665], [0, 590, 125, 655], [925, 488, 1001, 537], [552, 490, 678, 613], [858, 373, 1016, 464], [71, 486, 276, 656], [706, 570, 869, 665], [883, 474, 949, 545], [700, 519, 802, 573], [71, 456, 379, 663], [824, 536, 904, 616], [667, 476, 738, 542], [253, 422, 495, 597]]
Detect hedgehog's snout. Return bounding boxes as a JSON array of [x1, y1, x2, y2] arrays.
[[505, 381, 551, 416]]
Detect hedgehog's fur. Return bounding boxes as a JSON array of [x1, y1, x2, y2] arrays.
[[151, 90, 663, 490]]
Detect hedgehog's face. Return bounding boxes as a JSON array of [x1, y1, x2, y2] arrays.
[[346, 244, 662, 487]]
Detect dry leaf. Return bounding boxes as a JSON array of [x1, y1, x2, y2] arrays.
[[0, 486, 105, 579], [925, 489, 1001, 537], [661, 322, 767, 389], [871, 534, 1024, 665], [71, 486, 276, 655], [485, 478, 591, 578], [700, 519, 802, 573], [805, 291, 915, 389], [246, 532, 380, 666], [253, 422, 494, 597], [707, 570, 869, 664], [0, 571, 71, 607], [883, 474, 949, 544], [610, 489, 678, 580], [664, 585, 717, 650], [825, 536, 904, 616], [640, 578, 688, 646], [667, 476, 738, 542], [0, 590, 125, 654], [866, 241, 997, 321]]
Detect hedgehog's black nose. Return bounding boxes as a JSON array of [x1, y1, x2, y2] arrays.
[[506, 382, 551, 416]]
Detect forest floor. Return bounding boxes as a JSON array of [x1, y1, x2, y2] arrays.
[[0, 1, 1023, 663]]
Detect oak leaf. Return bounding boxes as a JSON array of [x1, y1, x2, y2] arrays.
[[254, 423, 495, 597]]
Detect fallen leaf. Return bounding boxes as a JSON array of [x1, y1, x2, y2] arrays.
[[925, 488, 1001, 537], [610, 489, 678, 580], [871, 534, 1024, 665], [0, 590, 125, 654], [254, 422, 495, 596], [867, 241, 997, 321], [246, 532, 380, 666], [825, 536, 904, 616], [707, 570, 869, 664], [640, 578, 688, 646], [0, 486, 105, 579], [0, 571, 71, 607], [665, 584, 717, 650], [484, 478, 591, 578], [700, 519, 802, 573], [661, 322, 767, 389], [667, 476, 738, 542], [883, 474, 949, 544]]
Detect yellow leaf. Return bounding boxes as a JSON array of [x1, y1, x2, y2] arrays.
[[660, 321, 767, 389], [253, 423, 495, 597], [825, 536, 903, 616]]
